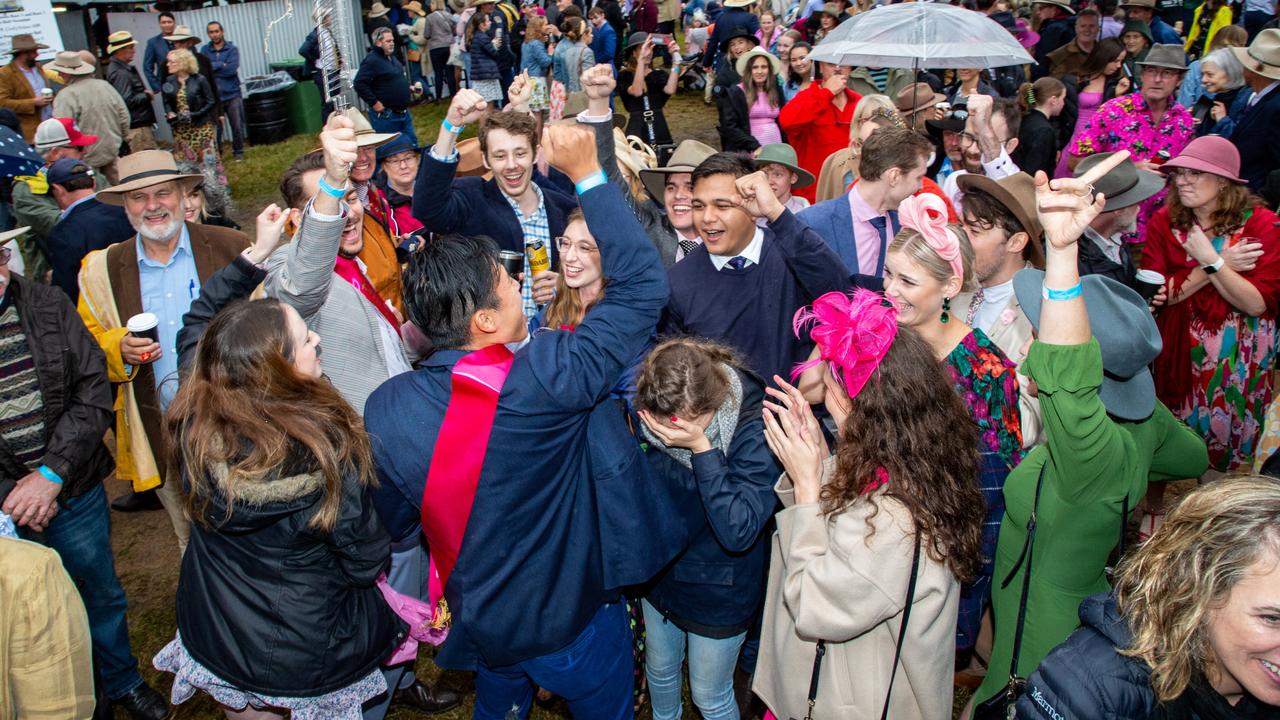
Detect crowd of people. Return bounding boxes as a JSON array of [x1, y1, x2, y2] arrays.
[[3, 0, 1280, 718]]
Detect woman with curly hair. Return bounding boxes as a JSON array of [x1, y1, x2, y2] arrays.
[[754, 288, 984, 717], [1019, 474, 1280, 717]]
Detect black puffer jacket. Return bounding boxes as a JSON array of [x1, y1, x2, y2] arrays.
[[176, 449, 405, 697], [161, 73, 217, 127], [0, 274, 114, 501], [106, 57, 157, 129]]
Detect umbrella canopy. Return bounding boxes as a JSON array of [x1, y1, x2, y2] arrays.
[[0, 126, 44, 178], [809, 2, 1035, 69]]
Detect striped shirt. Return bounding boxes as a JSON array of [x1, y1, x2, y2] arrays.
[[0, 304, 45, 470]]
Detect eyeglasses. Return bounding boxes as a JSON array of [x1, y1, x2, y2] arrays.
[[384, 153, 419, 167], [959, 132, 1012, 148], [555, 236, 598, 254], [1140, 67, 1182, 80], [1167, 168, 1205, 183], [0, 246, 9, 266]]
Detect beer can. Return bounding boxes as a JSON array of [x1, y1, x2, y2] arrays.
[[526, 240, 550, 275]]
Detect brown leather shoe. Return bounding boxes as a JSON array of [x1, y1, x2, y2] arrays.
[[392, 680, 461, 714]]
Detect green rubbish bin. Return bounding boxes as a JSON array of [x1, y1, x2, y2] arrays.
[[287, 80, 323, 135], [269, 59, 306, 81]]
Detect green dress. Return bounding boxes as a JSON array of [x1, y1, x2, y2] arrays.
[[975, 340, 1208, 704]]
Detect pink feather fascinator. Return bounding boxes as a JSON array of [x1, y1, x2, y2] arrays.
[[792, 289, 898, 398], [897, 193, 965, 282]]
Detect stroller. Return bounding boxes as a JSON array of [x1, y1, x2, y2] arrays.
[[679, 51, 707, 92]]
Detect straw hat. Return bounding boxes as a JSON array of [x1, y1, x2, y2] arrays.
[[638, 139, 717, 200], [735, 47, 782, 78], [1233, 28, 1280, 81], [345, 108, 400, 148], [106, 31, 137, 55], [97, 150, 203, 206], [163, 25, 197, 42], [48, 51, 96, 77], [1162, 135, 1245, 185], [368, 2, 392, 17], [8, 34, 47, 54], [404, 1, 426, 15]]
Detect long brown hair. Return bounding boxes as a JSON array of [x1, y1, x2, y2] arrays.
[[541, 208, 606, 329], [1166, 179, 1256, 238], [828, 326, 984, 581], [165, 299, 374, 533], [634, 338, 745, 417], [1078, 37, 1125, 84], [742, 53, 783, 110]]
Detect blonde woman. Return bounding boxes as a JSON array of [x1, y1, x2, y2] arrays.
[[813, 94, 901, 202], [161, 48, 223, 184], [1020, 474, 1280, 716]]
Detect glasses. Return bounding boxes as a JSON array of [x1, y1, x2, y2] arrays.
[[1167, 168, 1205, 183], [0, 247, 9, 266], [384, 153, 419, 167], [555, 236, 598, 254], [1140, 67, 1182, 80], [959, 132, 1012, 148]]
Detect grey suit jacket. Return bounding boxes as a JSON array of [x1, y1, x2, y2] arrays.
[[265, 206, 409, 416], [585, 116, 680, 269]]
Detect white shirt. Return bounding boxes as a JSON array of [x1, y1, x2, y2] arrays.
[[943, 147, 1021, 214], [674, 229, 704, 263], [971, 278, 1015, 335], [708, 227, 764, 270], [1249, 80, 1280, 108]]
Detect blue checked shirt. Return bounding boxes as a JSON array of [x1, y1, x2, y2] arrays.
[[500, 182, 551, 319]]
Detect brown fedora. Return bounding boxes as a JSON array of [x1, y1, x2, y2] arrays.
[[956, 171, 1044, 266], [97, 150, 203, 206], [8, 34, 48, 54], [638, 139, 717, 201], [1233, 28, 1280, 81], [895, 82, 945, 114]]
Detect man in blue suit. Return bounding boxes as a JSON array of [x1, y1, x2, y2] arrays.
[[141, 12, 175, 92], [44, 159, 134, 301], [1231, 29, 1280, 191], [366, 123, 668, 719], [589, 7, 618, 72]]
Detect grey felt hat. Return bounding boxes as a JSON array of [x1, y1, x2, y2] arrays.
[[1075, 152, 1165, 211]]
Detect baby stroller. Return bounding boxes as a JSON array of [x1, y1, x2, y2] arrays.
[[679, 51, 707, 92]]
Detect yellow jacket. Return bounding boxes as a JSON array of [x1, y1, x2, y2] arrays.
[[1185, 5, 1233, 55]]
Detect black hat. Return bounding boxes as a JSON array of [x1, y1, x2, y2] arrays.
[[719, 25, 759, 52]]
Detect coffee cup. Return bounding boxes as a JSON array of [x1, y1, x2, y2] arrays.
[[126, 312, 160, 344], [1133, 269, 1165, 302], [497, 250, 524, 279]]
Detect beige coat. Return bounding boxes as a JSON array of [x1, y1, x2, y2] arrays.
[[52, 77, 130, 171], [754, 461, 959, 719], [953, 276, 1044, 447]]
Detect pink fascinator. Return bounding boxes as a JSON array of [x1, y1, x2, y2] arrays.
[[792, 289, 898, 398], [898, 193, 965, 283]]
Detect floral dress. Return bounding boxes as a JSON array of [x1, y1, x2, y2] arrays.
[[1144, 206, 1280, 471], [944, 329, 1023, 651]]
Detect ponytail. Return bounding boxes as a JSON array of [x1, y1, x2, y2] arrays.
[[1017, 77, 1065, 113]]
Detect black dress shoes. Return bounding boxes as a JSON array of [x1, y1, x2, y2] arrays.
[[111, 489, 163, 513], [392, 680, 462, 714], [114, 681, 170, 720]]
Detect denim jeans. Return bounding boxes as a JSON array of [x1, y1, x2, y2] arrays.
[[430, 47, 458, 100], [217, 94, 247, 157], [474, 601, 632, 720], [370, 108, 419, 148], [23, 484, 143, 699], [642, 599, 745, 720], [360, 542, 429, 719]]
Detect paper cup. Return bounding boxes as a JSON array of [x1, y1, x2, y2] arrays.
[[126, 312, 160, 344], [1134, 269, 1164, 302]]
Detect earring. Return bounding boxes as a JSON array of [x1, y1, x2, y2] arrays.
[[941, 296, 951, 324]]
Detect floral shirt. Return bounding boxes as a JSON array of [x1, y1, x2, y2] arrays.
[[944, 329, 1023, 469]]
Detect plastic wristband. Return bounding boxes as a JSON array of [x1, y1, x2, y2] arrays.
[[1042, 283, 1083, 301], [1203, 256, 1224, 274], [574, 169, 608, 195], [37, 465, 63, 485], [317, 175, 347, 199], [441, 117, 465, 135]]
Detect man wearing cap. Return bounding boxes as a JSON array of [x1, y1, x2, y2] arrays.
[[355, 27, 418, 147], [346, 109, 407, 313], [76, 150, 249, 550], [1231, 29, 1280, 191], [0, 228, 172, 720], [49, 51, 130, 184], [45, 159, 134, 300], [0, 34, 54, 142], [1069, 44, 1193, 248], [702, 0, 758, 77], [105, 31, 158, 154], [1031, 0, 1077, 76], [1048, 8, 1101, 79], [142, 11, 177, 92], [1121, 0, 1182, 45], [1074, 151, 1164, 287], [201, 21, 246, 162], [755, 143, 812, 226]]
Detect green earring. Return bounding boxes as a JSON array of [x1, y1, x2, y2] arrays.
[[941, 297, 951, 324]]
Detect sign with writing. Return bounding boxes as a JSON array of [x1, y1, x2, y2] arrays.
[[0, 0, 63, 62]]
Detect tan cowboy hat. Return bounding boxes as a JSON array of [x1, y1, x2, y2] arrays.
[[346, 108, 400, 148], [48, 51, 96, 77], [8, 34, 48, 54], [163, 25, 197, 42], [456, 137, 491, 178], [0, 226, 30, 245], [956, 172, 1044, 267], [368, 1, 392, 17], [735, 47, 783, 78], [107, 31, 137, 55], [1233, 28, 1280, 81], [638, 139, 717, 201], [404, 1, 427, 15], [96, 150, 203, 206]]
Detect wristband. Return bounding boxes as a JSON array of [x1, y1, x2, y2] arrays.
[[37, 465, 62, 485], [441, 117, 465, 135], [1203, 256, 1224, 274], [1042, 283, 1083, 301], [317, 175, 347, 199], [574, 169, 608, 195]]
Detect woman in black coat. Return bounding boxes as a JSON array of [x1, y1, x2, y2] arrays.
[[161, 48, 222, 180], [1011, 77, 1067, 179]]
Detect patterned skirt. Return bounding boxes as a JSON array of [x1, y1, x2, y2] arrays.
[[528, 76, 550, 113], [153, 634, 386, 720], [171, 121, 227, 187], [473, 78, 503, 103]]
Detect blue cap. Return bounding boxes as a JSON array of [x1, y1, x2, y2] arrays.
[[376, 135, 419, 162], [47, 157, 94, 187]]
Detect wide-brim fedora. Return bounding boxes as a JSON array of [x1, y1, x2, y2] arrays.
[[957, 172, 1043, 257], [1232, 28, 1280, 81], [106, 31, 137, 55], [9, 34, 48, 54], [735, 47, 782, 78], [48, 50, 96, 76], [97, 150, 204, 206], [369, 2, 392, 17], [1014, 269, 1162, 421], [719, 25, 760, 53], [754, 142, 815, 188], [1136, 44, 1187, 71], [1075, 151, 1164, 209], [625, 32, 650, 52], [1032, 0, 1075, 13], [639, 139, 717, 201], [163, 25, 197, 42], [895, 82, 945, 113], [346, 107, 400, 148]]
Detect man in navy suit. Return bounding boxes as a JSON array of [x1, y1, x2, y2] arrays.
[[1231, 29, 1280, 191], [367, 124, 667, 719], [141, 12, 176, 92], [44, 158, 134, 301]]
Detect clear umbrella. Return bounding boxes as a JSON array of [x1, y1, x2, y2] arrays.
[[808, 2, 1035, 70]]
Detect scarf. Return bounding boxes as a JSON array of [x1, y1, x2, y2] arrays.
[[641, 363, 742, 469]]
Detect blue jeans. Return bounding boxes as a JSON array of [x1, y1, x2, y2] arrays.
[[642, 599, 745, 720], [474, 602, 632, 720], [22, 484, 143, 699], [217, 94, 247, 157], [361, 542, 429, 719], [370, 108, 419, 148]]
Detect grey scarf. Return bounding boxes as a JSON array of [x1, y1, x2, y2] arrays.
[[641, 364, 743, 469]]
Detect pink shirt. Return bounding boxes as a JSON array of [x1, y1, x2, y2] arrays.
[[746, 88, 783, 146], [847, 180, 894, 276]]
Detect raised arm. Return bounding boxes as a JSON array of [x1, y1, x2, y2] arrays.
[[412, 88, 489, 230], [738, 171, 849, 299]]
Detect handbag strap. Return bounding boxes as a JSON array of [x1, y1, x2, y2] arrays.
[[641, 90, 658, 146], [999, 463, 1046, 684]]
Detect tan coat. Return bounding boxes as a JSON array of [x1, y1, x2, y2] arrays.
[[52, 77, 131, 171], [754, 461, 959, 720], [815, 147, 858, 204], [0, 61, 43, 142]]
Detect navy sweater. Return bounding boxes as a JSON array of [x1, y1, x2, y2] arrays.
[[353, 49, 411, 111], [660, 209, 850, 384]]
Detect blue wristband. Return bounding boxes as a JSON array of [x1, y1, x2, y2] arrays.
[[574, 170, 608, 195], [317, 175, 347, 199], [441, 117, 465, 135], [1042, 283, 1083, 301], [37, 465, 62, 485]]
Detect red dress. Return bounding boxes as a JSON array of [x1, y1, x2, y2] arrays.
[[778, 84, 861, 203]]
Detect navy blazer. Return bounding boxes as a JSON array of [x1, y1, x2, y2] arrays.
[[46, 197, 136, 301], [1234, 87, 1280, 192], [413, 150, 577, 269], [365, 184, 669, 670]]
